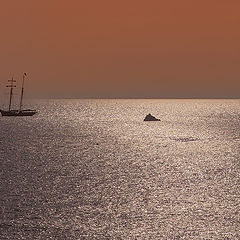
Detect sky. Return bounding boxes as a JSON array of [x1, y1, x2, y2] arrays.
[[0, 0, 239, 98]]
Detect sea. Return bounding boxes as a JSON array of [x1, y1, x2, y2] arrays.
[[0, 99, 239, 239]]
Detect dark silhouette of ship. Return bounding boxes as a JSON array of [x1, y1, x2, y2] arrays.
[[0, 73, 37, 116]]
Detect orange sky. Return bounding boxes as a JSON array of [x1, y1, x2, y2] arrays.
[[0, 0, 239, 98]]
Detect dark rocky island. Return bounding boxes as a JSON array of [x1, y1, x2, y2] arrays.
[[144, 113, 160, 121]]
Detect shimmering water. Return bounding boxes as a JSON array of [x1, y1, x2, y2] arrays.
[[0, 99, 239, 239]]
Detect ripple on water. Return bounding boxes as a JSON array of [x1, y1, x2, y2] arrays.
[[0, 99, 239, 239]]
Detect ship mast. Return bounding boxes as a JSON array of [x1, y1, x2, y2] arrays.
[[19, 73, 27, 111], [6, 77, 16, 111]]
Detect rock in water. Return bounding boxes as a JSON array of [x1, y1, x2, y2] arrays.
[[144, 113, 160, 121]]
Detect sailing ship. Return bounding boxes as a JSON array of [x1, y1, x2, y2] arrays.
[[0, 73, 37, 116]]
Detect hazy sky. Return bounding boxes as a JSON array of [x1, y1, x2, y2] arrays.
[[0, 0, 239, 98]]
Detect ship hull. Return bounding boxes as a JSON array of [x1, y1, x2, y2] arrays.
[[0, 109, 37, 116]]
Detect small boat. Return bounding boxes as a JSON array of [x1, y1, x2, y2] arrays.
[[144, 113, 160, 121], [0, 73, 37, 117], [0, 109, 37, 116]]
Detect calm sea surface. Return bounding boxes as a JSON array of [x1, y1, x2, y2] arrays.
[[0, 99, 239, 239]]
